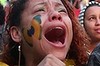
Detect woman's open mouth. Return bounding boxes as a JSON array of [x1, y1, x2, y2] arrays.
[[45, 26, 66, 45]]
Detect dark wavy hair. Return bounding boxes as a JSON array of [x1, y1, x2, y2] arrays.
[[1, 0, 90, 66], [1, 0, 27, 66]]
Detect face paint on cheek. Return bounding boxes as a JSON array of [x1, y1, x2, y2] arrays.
[[32, 15, 42, 40], [22, 27, 34, 47], [22, 15, 42, 47]]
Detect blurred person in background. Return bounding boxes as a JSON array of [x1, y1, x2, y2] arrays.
[[79, 1, 100, 66], [0, 3, 5, 52]]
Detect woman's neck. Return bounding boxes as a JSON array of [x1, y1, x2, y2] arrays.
[[89, 40, 100, 53], [85, 40, 100, 56]]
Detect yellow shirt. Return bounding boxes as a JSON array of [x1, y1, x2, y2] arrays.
[[64, 59, 76, 66], [0, 59, 75, 66], [0, 62, 8, 66]]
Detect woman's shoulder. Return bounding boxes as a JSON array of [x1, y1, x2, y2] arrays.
[[0, 62, 8, 66]]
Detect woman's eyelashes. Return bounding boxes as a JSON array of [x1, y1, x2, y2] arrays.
[[33, 6, 67, 14], [88, 16, 96, 21], [58, 9, 67, 13], [34, 8, 45, 13]]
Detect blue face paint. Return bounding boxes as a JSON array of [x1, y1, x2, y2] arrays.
[[33, 15, 41, 24], [27, 26, 34, 37]]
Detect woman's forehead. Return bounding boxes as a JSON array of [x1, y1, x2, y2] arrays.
[[85, 6, 100, 14], [28, 0, 61, 2], [28, 0, 63, 6]]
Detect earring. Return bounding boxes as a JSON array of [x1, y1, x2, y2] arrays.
[[18, 45, 21, 66]]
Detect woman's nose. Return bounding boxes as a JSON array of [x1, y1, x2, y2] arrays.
[[49, 11, 62, 22], [95, 18, 100, 26]]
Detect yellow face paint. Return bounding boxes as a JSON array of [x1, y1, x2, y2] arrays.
[[22, 15, 41, 47]]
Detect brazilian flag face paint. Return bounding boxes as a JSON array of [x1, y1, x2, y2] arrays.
[[22, 15, 42, 47]]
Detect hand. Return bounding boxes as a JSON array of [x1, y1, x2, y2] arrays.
[[38, 54, 66, 66]]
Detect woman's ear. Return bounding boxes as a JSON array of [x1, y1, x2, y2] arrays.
[[10, 26, 22, 42]]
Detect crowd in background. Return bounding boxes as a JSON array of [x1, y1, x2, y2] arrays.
[[0, 0, 100, 66]]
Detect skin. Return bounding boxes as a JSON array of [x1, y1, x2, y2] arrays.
[[84, 6, 100, 52], [10, 0, 73, 66]]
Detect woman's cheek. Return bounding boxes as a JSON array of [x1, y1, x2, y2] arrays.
[[22, 15, 42, 47]]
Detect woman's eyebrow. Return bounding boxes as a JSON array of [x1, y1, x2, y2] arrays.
[[32, 2, 46, 8], [32, 1, 63, 8], [55, 2, 63, 7]]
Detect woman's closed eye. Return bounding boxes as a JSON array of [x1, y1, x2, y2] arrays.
[[58, 9, 67, 13], [34, 8, 45, 13], [57, 7, 68, 14]]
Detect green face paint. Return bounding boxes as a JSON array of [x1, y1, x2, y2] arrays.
[[22, 15, 42, 47]]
